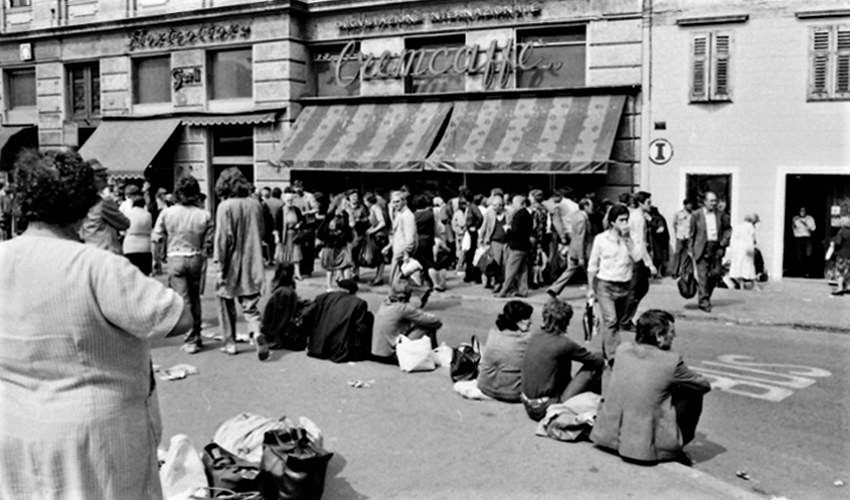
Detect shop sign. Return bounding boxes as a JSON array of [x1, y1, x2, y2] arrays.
[[338, 4, 542, 33], [128, 23, 251, 51], [172, 66, 202, 91], [333, 38, 562, 90]]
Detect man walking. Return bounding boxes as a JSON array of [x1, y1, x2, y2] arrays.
[[480, 194, 509, 291], [547, 198, 593, 297], [671, 199, 694, 278], [689, 191, 731, 312], [792, 206, 816, 277], [622, 192, 658, 329], [386, 190, 417, 285], [587, 204, 643, 361], [498, 195, 533, 298]]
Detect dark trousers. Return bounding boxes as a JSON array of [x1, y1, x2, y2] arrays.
[[623, 262, 650, 326], [673, 388, 705, 446], [523, 366, 603, 421], [167, 255, 205, 345], [126, 252, 152, 276], [501, 248, 529, 296], [547, 255, 586, 296], [696, 242, 722, 308], [672, 239, 689, 277], [794, 237, 812, 277], [463, 231, 482, 283]]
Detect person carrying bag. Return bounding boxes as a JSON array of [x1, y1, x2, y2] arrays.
[[259, 427, 334, 500]]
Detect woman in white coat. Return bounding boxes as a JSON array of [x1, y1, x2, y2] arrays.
[[726, 213, 760, 289]]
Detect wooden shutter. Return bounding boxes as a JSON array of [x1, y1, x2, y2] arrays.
[[835, 28, 850, 97], [711, 33, 731, 100], [810, 28, 832, 98], [690, 34, 710, 102]]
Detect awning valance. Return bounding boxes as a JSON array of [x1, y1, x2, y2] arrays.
[[79, 119, 182, 178], [276, 102, 452, 171], [429, 95, 625, 173], [182, 112, 277, 127]]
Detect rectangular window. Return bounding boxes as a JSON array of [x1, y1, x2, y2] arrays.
[[67, 62, 100, 119], [133, 56, 171, 104], [9, 0, 32, 7], [212, 125, 254, 157], [7, 68, 35, 109], [208, 48, 252, 100], [690, 32, 732, 103], [517, 26, 586, 89], [311, 43, 361, 97], [809, 26, 850, 100], [404, 35, 465, 94]]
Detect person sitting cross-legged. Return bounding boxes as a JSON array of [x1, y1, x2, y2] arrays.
[[371, 278, 443, 365], [591, 309, 711, 464], [520, 298, 605, 421], [476, 300, 534, 403]]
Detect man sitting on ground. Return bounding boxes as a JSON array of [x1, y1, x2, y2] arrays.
[[371, 279, 443, 364], [302, 279, 373, 363], [591, 309, 711, 464], [520, 299, 605, 421]]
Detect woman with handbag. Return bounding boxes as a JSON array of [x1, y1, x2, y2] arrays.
[[275, 189, 305, 281], [0, 151, 192, 499]]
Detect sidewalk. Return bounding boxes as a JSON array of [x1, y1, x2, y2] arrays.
[[294, 270, 850, 333]]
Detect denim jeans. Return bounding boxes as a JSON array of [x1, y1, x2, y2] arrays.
[[595, 279, 632, 360], [167, 255, 205, 345]]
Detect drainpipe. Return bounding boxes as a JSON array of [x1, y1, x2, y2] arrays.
[[639, 0, 653, 191]]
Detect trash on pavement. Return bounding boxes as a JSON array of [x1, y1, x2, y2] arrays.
[[834, 479, 845, 487], [347, 379, 374, 389], [735, 470, 751, 481], [156, 364, 199, 381]]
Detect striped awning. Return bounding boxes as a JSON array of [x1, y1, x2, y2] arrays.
[[429, 95, 626, 173], [276, 102, 452, 171]]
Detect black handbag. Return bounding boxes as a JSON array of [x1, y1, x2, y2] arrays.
[[582, 299, 596, 342], [259, 428, 334, 500], [450, 336, 481, 382], [677, 253, 699, 299], [201, 443, 262, 496]]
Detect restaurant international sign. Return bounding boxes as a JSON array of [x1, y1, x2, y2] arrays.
[[327, 38, 563, 90], [337, 4, 542, 33]]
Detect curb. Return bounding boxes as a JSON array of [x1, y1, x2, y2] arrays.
[[659, 462, 767, 499]]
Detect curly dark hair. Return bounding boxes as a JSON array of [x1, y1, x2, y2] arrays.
[[214, 167, 252, 199], [174, 175, 202, 206], [495, 300, 534, 331], [13, 149, 99, 225], [541, 298, 574, 334]]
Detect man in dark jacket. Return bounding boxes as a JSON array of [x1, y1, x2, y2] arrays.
[[688, 191, 731, 312], [498, 195, 534, 298], [302, 279, 373, 362]]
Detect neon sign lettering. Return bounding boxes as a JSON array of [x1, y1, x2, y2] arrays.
[[333, 39, 562, 90]]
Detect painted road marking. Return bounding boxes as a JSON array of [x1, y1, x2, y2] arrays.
[[692, 355, 831, 402]]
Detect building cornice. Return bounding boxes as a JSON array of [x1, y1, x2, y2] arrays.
[[0, 0, 307, 43], [795, 9, 850, 20], [676, 14, 749, 27]]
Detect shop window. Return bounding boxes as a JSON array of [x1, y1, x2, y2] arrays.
[[311, 43, 361, 97], [10, 0, 32, 7], [404, 35, 465, 94], [208, 48, 252, 100], [690, 32, 732, 103], [6, 68, 35, 109], [517, 27, 586, 89], [133, 56, 171, 104], [809, 26, 850, 100], [212, 125, 253, 157], [67, 62, 100, 120]]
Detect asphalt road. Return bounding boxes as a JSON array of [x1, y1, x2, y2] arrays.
[[152, 280, 849, 499]]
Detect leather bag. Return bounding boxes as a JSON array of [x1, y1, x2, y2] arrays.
[[259, 428, 334, 500], [677, 253, 699, 299], [201, 443, 262, 496], [450, 335, 481, 382]]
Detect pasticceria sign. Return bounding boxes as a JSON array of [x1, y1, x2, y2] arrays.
[[331, 39, 562, 90]]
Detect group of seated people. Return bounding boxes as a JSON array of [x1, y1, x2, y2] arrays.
[[260, 260, 710, 465], [475, 298, 711, 464]]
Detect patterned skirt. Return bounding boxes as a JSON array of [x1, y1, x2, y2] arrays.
[[320, 245, 353, 271]]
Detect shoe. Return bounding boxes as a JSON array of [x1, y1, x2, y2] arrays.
[[673, 451, 694, 466], [181, 343, 201, 355], [434, 286, 447, 292], [256, 334, 270, 361], [220, 341, 237, 355], [419, 290, 432, 309], [370, 278, 384, 286], [698, 303, 712, 313], [235, 332, 251, 343], [493, 284, 503, 293], [546, 289, 558, 299]]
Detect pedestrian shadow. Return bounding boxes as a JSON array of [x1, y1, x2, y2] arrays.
[[682, 298, 745, 310], [324, 452, 369, 500], [422, 297, 463, 311], [685, 432, 727, 463]]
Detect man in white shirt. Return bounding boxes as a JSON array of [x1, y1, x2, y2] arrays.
[[792, 206, 816, 277], [622, 191, 658, 330], [587, 204, 643, 361], [386, 190, 417, 285]]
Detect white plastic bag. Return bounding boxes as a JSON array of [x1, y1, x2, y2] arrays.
[[396, 335, 436, 372], [461, 231, 472, 252], [159, 434, 207, 500], [213, 412, 294, 463], [472, 245, 489, 267], [433, 343, 453, 368]]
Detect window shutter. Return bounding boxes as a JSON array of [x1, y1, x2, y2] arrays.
[[690, 34, 709, 102], [835, 28, 850, 97], [810, 28, 832, 97], [711, 33, 731, 100]]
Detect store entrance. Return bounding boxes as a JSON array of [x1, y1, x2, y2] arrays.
[[783, 174, 850, 279], [686, 174, 732, 214]]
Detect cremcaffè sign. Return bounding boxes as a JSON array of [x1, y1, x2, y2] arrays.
[[328, 38, 562, 90]]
